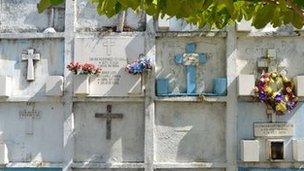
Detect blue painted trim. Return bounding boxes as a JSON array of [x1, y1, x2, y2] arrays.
[[156, 78, 169, 95], [199, 53, 207, 64], [174, 54, 183, 64], [213, 77, 227, 95], [186, 65, 196, 94], [185, 42, 197, 53]]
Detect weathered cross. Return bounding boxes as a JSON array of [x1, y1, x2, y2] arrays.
[[103, 39, 115, 56], [19, 104, 41, 135], [257, 49, 279, 73], [175, 42, 207, 95], [95, 105, 123, 139], [21, 49, 40, 81]]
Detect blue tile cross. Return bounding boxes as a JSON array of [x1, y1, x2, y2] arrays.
[[174, 42, 207, 95]]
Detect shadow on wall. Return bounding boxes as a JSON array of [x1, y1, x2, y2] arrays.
[[155, 102, 226, 163]]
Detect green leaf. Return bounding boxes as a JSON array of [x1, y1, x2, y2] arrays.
[[252, 4, 275, 29], [37, 0, 64, 13], [50, 0, 64, 5], [37, 0, 51, 13], [291, 10, 304, 28], [36, 0, 304, 29]]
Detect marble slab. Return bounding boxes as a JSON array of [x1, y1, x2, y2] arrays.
[[0, 102, 63, 162], [74, 35, 144, 96], [74, 102, 144, 163]]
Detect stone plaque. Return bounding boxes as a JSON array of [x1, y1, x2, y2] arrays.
[[254, 123, 294, 137], [0, 102, 63, 162], [74, 102, 144, 162], [74, 35, 144, 96], [0, 39, 64, 97], [155, 103, 226, 162], [156, 37, 226, 94]]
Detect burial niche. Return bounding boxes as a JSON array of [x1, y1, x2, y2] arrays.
[[269, 140, 284, 160]]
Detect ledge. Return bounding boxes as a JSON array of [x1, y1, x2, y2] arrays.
[[0, 32, 64, 39], [156, 31, 227, 38], [3, 162, 62, 168], [238, 96, 304, 102], [71, 162, 145, 169], [0, 96, 63, 103], [155, 96, 227, 102], [75, 31, 145, 38], [73, 96, 145, 102], [238, 161, 304, 168], [237, 31, 302, 37], [154, 162, 227, 169]]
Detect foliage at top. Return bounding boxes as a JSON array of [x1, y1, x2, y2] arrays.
[[38, 0, 304, 29]]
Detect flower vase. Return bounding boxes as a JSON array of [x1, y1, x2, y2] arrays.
[[74, 74, 90, 96]]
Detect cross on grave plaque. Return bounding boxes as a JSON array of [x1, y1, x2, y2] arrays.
[[257, 49, 280, 73], [21, 49, 40, 81], [103, 39, 115, 56], [95, 105, 123, 140], [19, 105, 41, 135], [175, 42, 207, 95]]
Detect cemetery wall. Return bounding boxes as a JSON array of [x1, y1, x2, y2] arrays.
[[0, 1, 304, 171]]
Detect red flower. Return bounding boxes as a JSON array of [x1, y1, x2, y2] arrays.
[[67, 62, 82, 74], [67, 62, 102, 75]]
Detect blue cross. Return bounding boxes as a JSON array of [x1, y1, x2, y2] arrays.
[[174, 42, 207, 95]]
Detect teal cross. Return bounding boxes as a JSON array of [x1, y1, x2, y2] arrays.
[[174, 42, 207, 95]]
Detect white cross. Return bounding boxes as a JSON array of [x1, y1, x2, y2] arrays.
[[21, 49, 40, 81], [103, 39, 115, 56]]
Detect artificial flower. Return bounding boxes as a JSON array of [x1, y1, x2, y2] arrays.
[[254, 72, 298, 115], [126, 57, 152, 75], [67, 62, 101, 76]]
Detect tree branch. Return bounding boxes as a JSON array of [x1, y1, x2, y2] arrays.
[[285, 0, 304, 21], [261, 0, 304, 21]]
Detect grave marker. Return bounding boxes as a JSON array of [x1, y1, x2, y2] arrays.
[[174, 42, 207, 95], [19, 103, 41, 135], [95, 105, 123, 140], [254, 123, 294, 137], [74, 36, 144, 96], [103, 39, 115, 56], [21, 49, 40, 81]]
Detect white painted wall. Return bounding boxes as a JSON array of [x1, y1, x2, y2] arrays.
[[0, 1, 304, 171]]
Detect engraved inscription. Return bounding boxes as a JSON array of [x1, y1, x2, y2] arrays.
[[90, 57, 125, 85], [19, 110, 41, 119], [254, 123, 294, 137], [103, 39, 115, 56], [19, 103, 42, 135]]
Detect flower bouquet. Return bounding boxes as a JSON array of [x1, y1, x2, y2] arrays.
[[67, 62, 101, 75], [126, 57, 152, 75], [254, 72, 298, 115], [68, 62, 101, 96]]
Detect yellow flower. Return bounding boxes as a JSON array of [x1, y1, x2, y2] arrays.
[[265, 86, 273, 94], [276, 77, 283, 86], [276, 102, 287, 113], [282, 76, 290, 83], [271, 72, 278, 78], [285, 95, 289, 101]]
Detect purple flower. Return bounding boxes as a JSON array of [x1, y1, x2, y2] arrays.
[[126, 58, 152, 75], [287, 101, 297, 111], [274, 94, 284, 102], [259, 92, 267, 102]]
